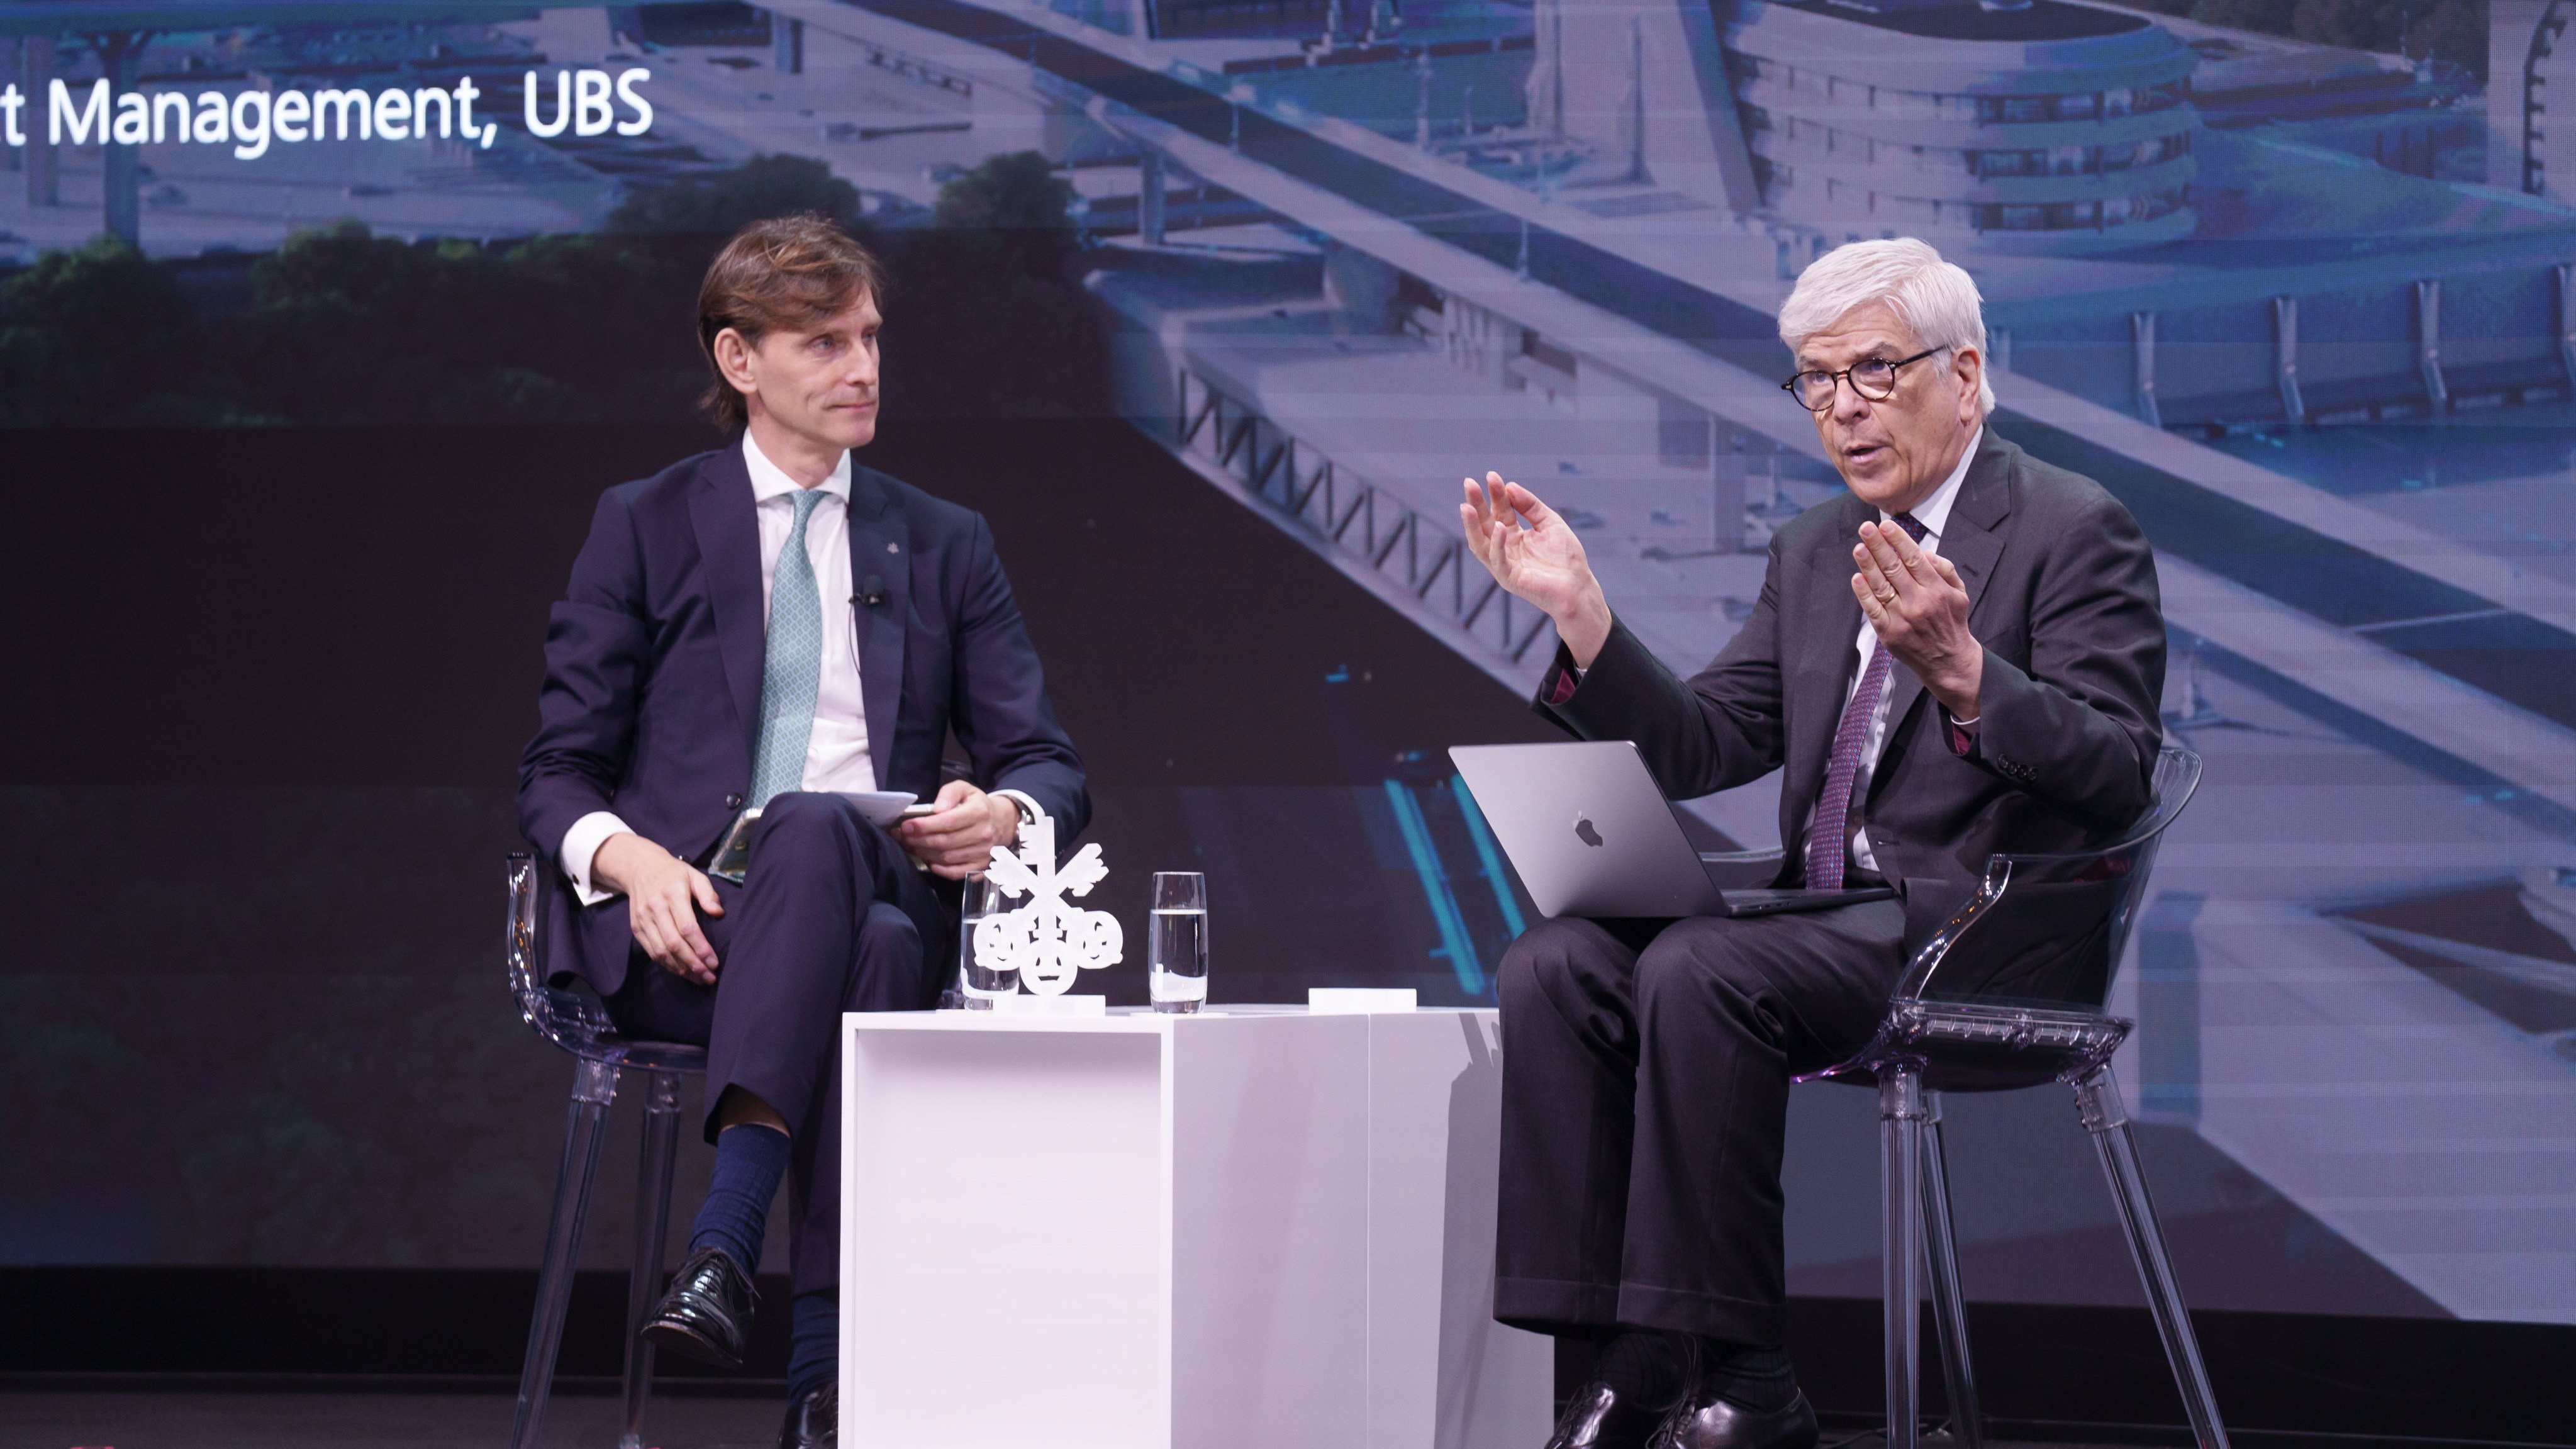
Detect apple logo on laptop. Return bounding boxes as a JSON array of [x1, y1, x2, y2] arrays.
[[1574, 815, 1604, 848]]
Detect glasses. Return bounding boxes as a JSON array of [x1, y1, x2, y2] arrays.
[[1783, 347, 1948, 411]]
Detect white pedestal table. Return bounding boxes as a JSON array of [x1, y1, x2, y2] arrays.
[[838, 1005, 1552, 1448]]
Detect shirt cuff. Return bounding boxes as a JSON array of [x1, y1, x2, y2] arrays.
[[993, 789, 1043, 829], [1545, 664, 1584, 708], [1946, 711, 1979, 756], [560, 810, 634, 907]]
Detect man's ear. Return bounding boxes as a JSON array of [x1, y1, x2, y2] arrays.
[[711, 327, 759, 396], [1953, 346, 1984, 422]]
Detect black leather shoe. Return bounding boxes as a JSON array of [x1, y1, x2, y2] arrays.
[[1544, 1377, 1666, 1449], [779, 1379, 835, 1449], [639, 1245, 757, 1371], [1648, 1389, 1818, 1449]]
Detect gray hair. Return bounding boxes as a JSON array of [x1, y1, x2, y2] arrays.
[[1777, 238, 1994, 416]]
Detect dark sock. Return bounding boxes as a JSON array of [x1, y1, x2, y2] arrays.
[[688, 1123, 791, 1275], [1593, 1331, 1684, 1411], [1693, 1338, 1797, 1414], [788, 1292, 837, 1402]]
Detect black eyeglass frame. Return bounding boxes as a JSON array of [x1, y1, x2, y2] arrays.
[[1782, 346, 1949, 411]]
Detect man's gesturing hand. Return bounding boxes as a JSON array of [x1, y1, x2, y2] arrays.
[[1459, 471, 1614, 667], [1852, 520, 1982, 720], [897, 780, 1020, 880], [591, 833, 723, 985]]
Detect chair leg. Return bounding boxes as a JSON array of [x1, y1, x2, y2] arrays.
[[2074, 1066, 2231, 1449], [1881, 1068, 1928, 1449], [511, 1060, 621, 1449], [621, 1070, 686, 1449], [1918, 1094, 1983, 1449]]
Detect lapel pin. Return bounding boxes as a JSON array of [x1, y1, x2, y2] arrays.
[[886, 542, 900, 554]]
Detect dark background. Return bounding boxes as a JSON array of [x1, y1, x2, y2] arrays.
[[0, 413, 1559, 1273]]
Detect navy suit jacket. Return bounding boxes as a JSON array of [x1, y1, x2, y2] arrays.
[[518, 443, 1089, 995]]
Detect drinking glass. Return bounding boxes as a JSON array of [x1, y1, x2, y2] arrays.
[[1149, 872, 1209, 1014], [956, 874, 1017, 1009]]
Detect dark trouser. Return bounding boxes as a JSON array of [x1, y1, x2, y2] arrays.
[[603, 791, 948, 1299], [1494, 900, 1907, 1348]]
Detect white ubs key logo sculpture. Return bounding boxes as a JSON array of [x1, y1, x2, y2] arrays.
[[973, 810, 1122, 996]]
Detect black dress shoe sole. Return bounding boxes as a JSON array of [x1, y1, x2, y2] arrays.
[[640, 1316, 746, 1372]]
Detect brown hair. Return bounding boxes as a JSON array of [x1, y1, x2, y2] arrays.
[[696, 213, 889, 432]]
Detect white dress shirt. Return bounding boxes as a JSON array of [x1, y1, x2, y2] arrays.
[[1808, 426, 1980, 876], [559, 432, 875, 904]]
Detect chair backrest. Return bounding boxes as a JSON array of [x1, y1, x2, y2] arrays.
[[1892, 744, 2202, 1015], [508, 851, 705, 1071]]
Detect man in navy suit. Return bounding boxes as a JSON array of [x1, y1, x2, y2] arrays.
[[518, 215, 1086, 1448]]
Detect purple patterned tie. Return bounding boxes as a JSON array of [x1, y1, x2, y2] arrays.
[[1805, 512, 1927, 891]]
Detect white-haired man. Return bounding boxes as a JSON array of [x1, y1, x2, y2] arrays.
[[1460, 238, 2164, 1449]]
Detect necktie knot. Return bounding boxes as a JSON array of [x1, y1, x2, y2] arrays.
[[1891, 511, 1928, 544], [788, 488, 827, 530]]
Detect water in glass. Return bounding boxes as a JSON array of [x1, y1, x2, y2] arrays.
[[956, 874, 1017, 1009], [1149, 871, 1209, 1014]]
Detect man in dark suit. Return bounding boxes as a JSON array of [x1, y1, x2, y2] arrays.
[[518, 215, 1086, 1448], [1457, 238, 2163, 1449]]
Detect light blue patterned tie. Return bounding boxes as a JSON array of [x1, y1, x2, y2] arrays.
[[748, 488, 828, 807]]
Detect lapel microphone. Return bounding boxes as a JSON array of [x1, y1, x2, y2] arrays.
[[858, 574, 888, 608]]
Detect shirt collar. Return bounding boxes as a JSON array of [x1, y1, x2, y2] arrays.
[[742, 430, 852, 505], [1882, 425, 1979, 542]]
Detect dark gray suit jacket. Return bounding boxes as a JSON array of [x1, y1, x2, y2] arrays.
[[1536, 428, 2165, 904]]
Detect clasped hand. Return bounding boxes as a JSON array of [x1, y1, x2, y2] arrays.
[[598, 780, 1021, 983], [1851, 520, 1981, 720]]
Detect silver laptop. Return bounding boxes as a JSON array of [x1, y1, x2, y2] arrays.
[[1451, 741, 1895, 919]]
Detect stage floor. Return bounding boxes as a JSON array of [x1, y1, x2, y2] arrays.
[[0, 1389, 2117, 1449], [0, 1389, 2111, 1448], [0, 1388, 789, 1448]]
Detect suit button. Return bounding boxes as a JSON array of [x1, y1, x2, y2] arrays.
[[725, 793, 744, 810]]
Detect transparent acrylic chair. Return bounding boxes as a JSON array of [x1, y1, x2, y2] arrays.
[[1789, 746, 2218, 1449], [505, 851, 708, 1449]]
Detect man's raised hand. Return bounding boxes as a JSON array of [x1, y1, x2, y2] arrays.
[[1851, 519, 1983, 721], [1459, 471, 1614, 667]]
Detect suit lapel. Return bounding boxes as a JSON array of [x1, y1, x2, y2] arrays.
[[1878, 434, 2014, 752], [687, 448, 766, 772], [844, 467, 910, 790], [1941, 435, 2013, 624]]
